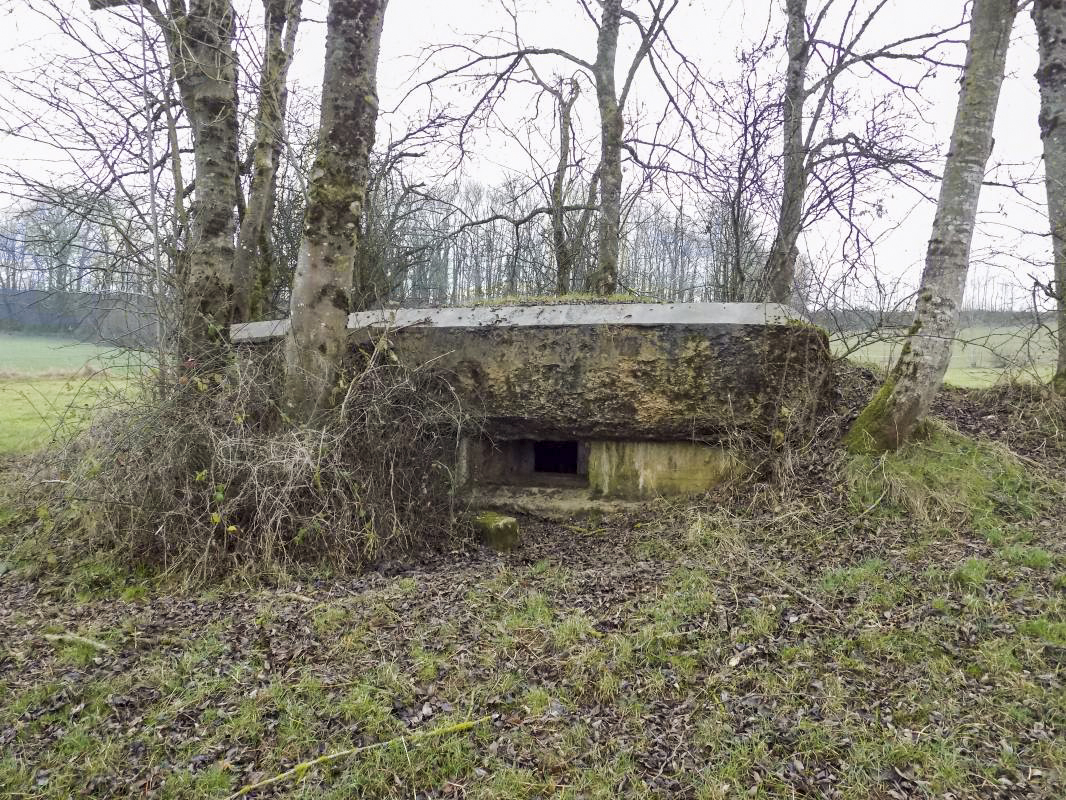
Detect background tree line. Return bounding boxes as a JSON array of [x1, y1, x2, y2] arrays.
[[0, 0, 1061, 445]]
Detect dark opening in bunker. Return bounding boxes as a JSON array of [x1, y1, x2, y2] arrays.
[[534, 440, 579, 474], [464, 437, 589, 488]]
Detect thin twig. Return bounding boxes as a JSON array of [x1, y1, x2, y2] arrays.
[[739, 552, 840, 622], [42, 633, 114, 652], [225, 716, 491, 799]]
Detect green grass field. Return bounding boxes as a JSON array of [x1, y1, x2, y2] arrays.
[[0, 333, 131, 455], [0, 332, 118, 376], [835, 325, 1057, 387]]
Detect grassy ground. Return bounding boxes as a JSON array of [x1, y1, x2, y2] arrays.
[[0, 333, 131, 455], [0, 379, 120, 454], [1, 422, 1064, 798], [0, 332, 115, 376], [836, 325, 1057, 388], [1, 334, 1064, 798]]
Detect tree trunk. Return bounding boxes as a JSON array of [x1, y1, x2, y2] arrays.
[[233, 0, 302, 323], [90, 0, 240, 358], [1033, 0, 1066, 393], [170, 1, 241, 357], [845, 0, 1017, 453], [588, 0, 622, 296], [283, 0, 387, 420], [765, 0, 808, 304], [551, 80, 579, 295]]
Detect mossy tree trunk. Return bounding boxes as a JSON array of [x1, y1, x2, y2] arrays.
[[96, 0, 241, 358], [845, 0, 1018, 453], [587, 0, 623, 297], [765, 0, 808, 305], [283, 0, 387, 420], [90, 0, 282, 357], [1033, 0, 1066, 394], [233, 0, 303, 323]]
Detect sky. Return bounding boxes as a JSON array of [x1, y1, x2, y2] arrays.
[[0, 0, 1053, 310]]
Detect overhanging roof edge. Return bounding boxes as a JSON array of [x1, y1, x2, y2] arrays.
[[230, 302, 801, 342]]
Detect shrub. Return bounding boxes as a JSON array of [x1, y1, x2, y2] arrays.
[[57, 339, 468, 581]]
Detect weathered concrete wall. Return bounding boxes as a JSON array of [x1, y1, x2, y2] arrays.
[[232, 303, 831, 511], [370, 322, 830, 442], [233, 302, 832, 445], [588, 441, 738, 498], [459, 437, 590, 487]]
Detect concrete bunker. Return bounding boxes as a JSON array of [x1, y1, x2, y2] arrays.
[[232, 302, 831, 514]]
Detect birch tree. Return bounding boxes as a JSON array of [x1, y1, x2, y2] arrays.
[[283, 0, 388, 420], [845, 0, 1018, 453], [1033, 0, 1066, 393]]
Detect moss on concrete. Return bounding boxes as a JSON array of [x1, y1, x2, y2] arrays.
[[588, 441, 738, 498], [786, 317, 830, 338]]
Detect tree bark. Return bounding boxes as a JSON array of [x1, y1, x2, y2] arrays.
[[845, 0, 1017, 453], [1033, 0, 1066, 393], [167, 1, 240, 357], [233, 0, 302, 323], [587, 0, 623, 296], [283, 0, 387, 420], [765, 0, 808, 304], [89, 0, 240, 358], [551, 79, 580, 294]]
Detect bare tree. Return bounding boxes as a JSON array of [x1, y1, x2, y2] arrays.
[[88, 0, 241, 356], [408, 0, 678, 297], [760, 0, 966, 304], [1033, 0, 1066, 393], [585, 0, 677, 294], [765, 0, 809, 303], [82, 0, 311, 352], [233, 0, 303, 323], [547, 78, 583, 293], [526, 73, 599, 294], [283, 0, 388, 420], [846, 0, 1018, 453]]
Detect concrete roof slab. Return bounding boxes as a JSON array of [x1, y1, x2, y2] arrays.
[[230, 302, 798, 342]]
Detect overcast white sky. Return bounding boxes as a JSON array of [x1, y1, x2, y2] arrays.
[[0, 0, 1052, 308]]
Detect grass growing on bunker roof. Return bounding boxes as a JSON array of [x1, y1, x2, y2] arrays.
[[471, 291, 657, 306]]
